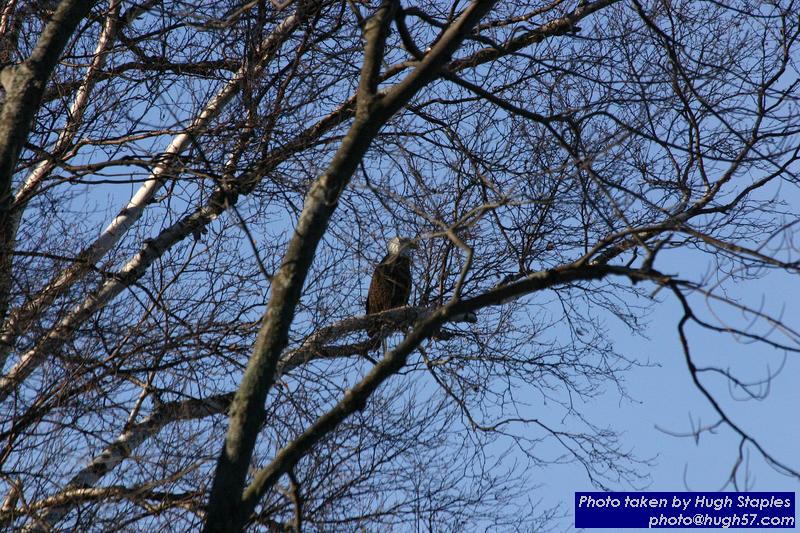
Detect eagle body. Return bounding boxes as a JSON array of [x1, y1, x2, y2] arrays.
[[365, 238, 415, 347]]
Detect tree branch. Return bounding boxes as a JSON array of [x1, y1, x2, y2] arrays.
[[0, 10, 303, 395], [239, 263, 665, 522], [0, 0, 93, 345], [203, 2, 501, 530]]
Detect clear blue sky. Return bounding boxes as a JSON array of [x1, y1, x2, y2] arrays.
[[543, 250, 800, 532]]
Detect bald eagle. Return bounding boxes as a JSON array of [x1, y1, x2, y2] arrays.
[[366, 237, 416, 349]]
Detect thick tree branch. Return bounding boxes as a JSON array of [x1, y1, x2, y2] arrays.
[[7, 392, 233, 532], [0, 11, 303, 395], [239, 263, 663, 519], [203, 2, 501, 530], [202, 3, 402, 530], [9, 304, 475, 530], [0, 0, 121, 371], [0, 0, 616, 402], [0, 0, 93, 340]]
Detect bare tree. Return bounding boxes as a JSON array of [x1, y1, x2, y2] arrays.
[[0, 0, 798, 531]]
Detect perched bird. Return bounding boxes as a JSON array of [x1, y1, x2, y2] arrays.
[[366, 236, 417, 350]]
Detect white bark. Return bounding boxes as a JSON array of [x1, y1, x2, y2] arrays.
[[14, 0, 121, 207], [0, 12, 300, 378], [21, 392, 233, 532], [89, 10, 297, 256], [0, 0, 121, 370], [11, 304, 478, 530]]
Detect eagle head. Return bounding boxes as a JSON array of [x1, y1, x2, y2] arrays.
[[388, 236, 417, 258]]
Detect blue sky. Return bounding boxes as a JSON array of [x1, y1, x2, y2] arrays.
[[545, 256, 800, 531]]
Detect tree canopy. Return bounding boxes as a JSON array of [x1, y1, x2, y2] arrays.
[[0, 0, 798, 531]]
